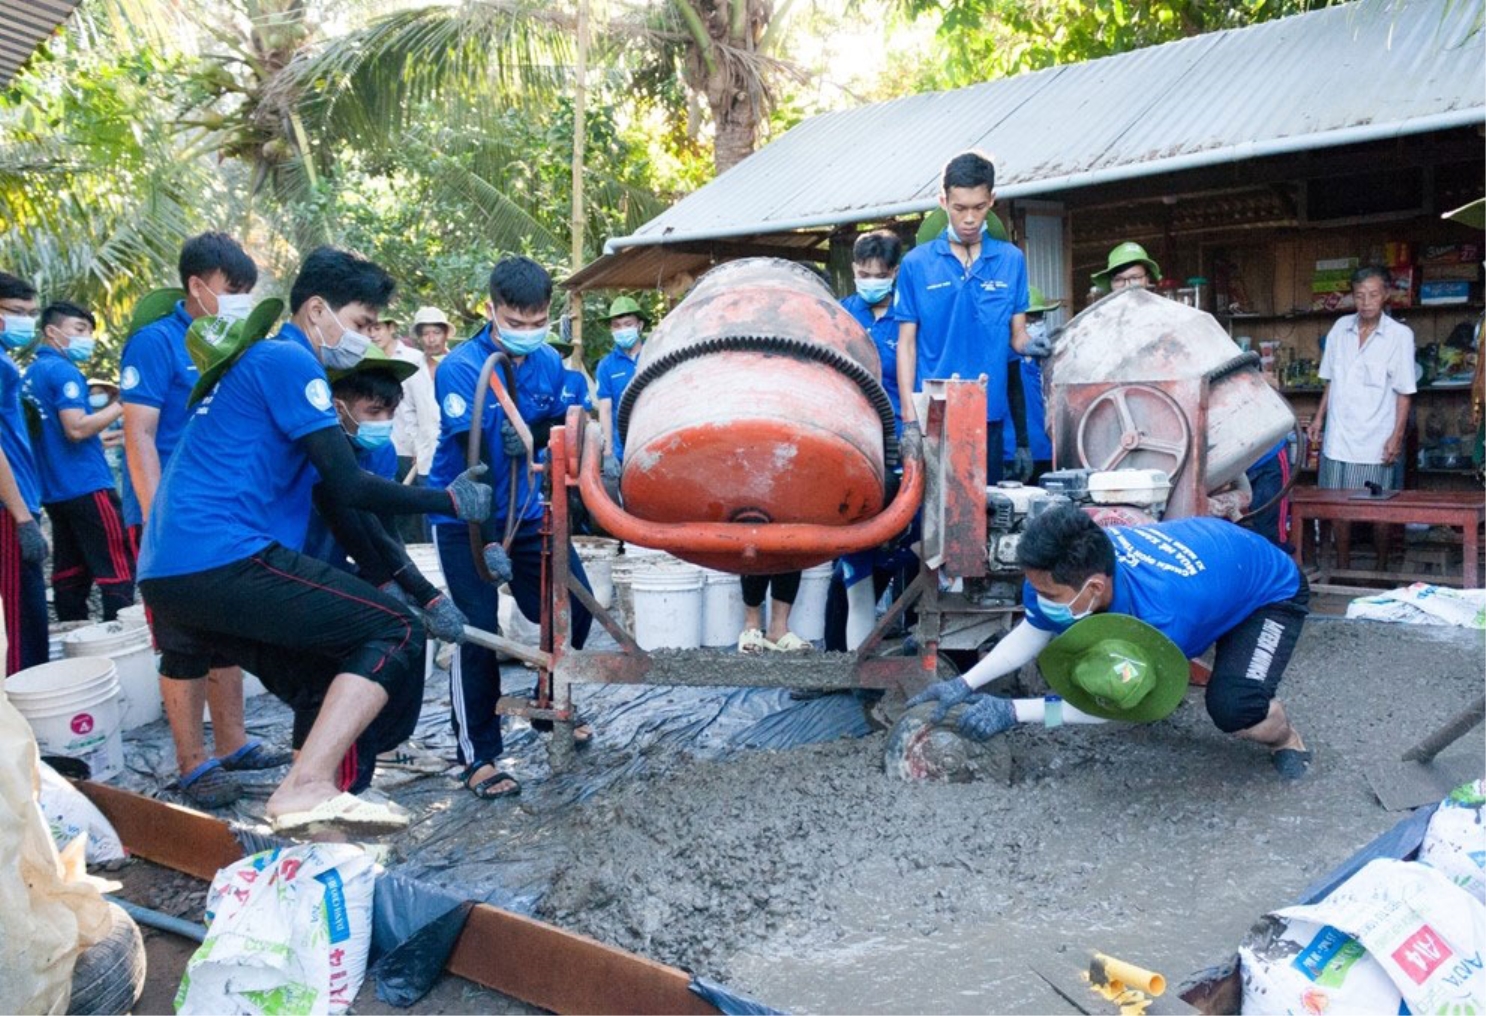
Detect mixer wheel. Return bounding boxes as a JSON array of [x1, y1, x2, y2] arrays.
[[1074, 383, 1191, 476]]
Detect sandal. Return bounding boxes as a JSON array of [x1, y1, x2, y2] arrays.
[[218, 739, 293, 771], [738, 628, 774, 654], [460, 761, 521, 800], [270, 791, 412, 834], [771, 632, 814, 653], [172, 758, 242, 809], [376, 742, 449, 774], [1271, 747, 1314, 781]]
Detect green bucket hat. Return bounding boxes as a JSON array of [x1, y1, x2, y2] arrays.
[[916, 207, 1010, 245], [327, 341, 418, 386], [599, 295, 649, 325], [1092, 241, 1162, 290], [1026, 284, 1062, 314], [1443, 198, 1485, 230], [1038, 614, 1189, 723], [186, 298, 285, 405], [128, 288, 186, 337]]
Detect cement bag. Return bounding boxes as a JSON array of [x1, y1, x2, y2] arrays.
[[176, 843, 376, 1015], [1270, 859, 1486, 1014], [1420, 779, 1486, 904], [0, 686, 112, 1014], [1240, 915, 1402, 1014], [36, 761, 125, 865]]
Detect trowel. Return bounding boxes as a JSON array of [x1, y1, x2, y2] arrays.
[[1365, 694, 1485, 811]]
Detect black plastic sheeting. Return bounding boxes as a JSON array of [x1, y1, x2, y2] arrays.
[[117, 638, 868, 1012]]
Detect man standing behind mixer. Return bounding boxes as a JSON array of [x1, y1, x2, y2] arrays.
[[895, 151, 1044, 483]]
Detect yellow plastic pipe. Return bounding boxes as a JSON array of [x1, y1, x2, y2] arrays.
[[1091, 953, 1166, 997]]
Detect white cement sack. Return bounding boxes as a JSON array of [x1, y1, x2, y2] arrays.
[[1346, 583, 1486, 629], [1272, 859, 1486, 1014], [1240, 914, 1403, 1014], [1420, 779, 1486, 905], [35, 762, 124, 866], [176, 843, 376, 1015]]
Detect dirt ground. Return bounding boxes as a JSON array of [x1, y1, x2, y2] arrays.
[[111, 617, 1483, 1014]]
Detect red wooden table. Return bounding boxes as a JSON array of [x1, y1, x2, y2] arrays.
[[1290, 487, 1485, 588]]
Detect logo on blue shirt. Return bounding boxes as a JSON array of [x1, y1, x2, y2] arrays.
[[305, 378, 332, 411], [121, 366, 140, 390], [443, 392, 466, 418], [63, 381, 80, 400]]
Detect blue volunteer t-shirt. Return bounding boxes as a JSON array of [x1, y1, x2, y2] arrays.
[[301, 439, 398, 573], [1023, 517, 1301, 657], [1003, 355, 1052, 462], [0, 350, 41, 514], [595, 346, 641, 463], [118, 301, 200, 526], [841, 292, 902, 422], [428, 323, 566, 528], [137, 324, 340, 579], [893, 228, 1029, 422], [21, 347, 115, 504], [560, 369, 593, 413]]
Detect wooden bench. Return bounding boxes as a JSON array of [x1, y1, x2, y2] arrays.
[[1290, 487, 1485, 589]]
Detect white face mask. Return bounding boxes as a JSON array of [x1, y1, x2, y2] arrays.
[[214, 292, 254, 324], [313, 303, 372, 370]]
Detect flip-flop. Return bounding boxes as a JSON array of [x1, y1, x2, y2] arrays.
[[173, 758, 242, 809], [1271, 747, 1314, 781], [218, 739, 294, 771], [376, 743, 449, 774], [738, 628, 774, 654], [460, 761, 521, 800], [270, 791, 412, 834], [770, 632, 814, 653]]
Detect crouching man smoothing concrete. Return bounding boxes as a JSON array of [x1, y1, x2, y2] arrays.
[[909, 506, 1313, 779]]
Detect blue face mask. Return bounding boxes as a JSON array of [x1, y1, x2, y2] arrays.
[[855, 278, 894, 305], [612, 327, 641, 350], [65, 338, 96, 364], [352, 419, 395, 450], [496, 323, 549, 356], [1039, 578, 1095, 626], [1, 315, 35, 351]]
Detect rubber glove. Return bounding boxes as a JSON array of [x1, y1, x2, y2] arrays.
[[422, 595, 468, 643], [905, 676, 974, 722], [482, 543, 514, 584], [1023, 327, 1056, 359], [957, 694, 1017, 741], [445, 464, 492, 522], [1012, 447, 1034, 482], [16, 519, 47, 564], [500, 419, 527, 459]]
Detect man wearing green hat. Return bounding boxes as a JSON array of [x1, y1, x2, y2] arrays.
[[595, 295, 648, 484], [910, 505, 1314, 779], [1092, 241, 1162, 293]]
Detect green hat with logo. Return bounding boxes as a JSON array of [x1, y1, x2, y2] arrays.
[[1038, 614, 1189, 723], [916, 207, 1011, 245], [1092, 241, 1162, 290], [599, 295, 649, 325], [1026, 285, 1062, 314], [327, 341, 417, 386], [128, 288, 186, 338], [186, 298, 285, 405]]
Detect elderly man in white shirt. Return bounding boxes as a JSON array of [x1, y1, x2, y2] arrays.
[[1304, 265, 1417, 565], [368, 310, 441, 543]]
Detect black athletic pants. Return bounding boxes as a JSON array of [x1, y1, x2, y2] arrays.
[[1205, 574, 1309, 733], [742, 571, 801, 609], [45, 488, 134, 620]]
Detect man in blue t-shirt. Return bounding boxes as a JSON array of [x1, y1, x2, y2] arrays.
[[1002, 285, 1059, 483], [22, 301, 134, 621], [430, 256, 594, 801], [138, 247, 492, 832], [595, 294, 647, 483], [0, 272, 48, 673], [910, 506, 1313, 780], [119, 232, 285, 808], [894, 151, 1043, 485]]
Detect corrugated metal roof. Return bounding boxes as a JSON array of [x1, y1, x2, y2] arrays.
[[0, 0, 80, 85], [607, 0, 1484, 254]]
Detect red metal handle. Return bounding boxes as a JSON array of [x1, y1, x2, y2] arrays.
[[574, 420, 923, 561]]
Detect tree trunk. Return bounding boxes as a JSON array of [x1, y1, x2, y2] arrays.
[[710, 88, 758, 174]]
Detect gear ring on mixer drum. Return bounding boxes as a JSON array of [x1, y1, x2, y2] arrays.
[[1075, 383, 1191, 476]]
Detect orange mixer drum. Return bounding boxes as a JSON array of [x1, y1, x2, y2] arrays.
[[616, 258, 895, 574]]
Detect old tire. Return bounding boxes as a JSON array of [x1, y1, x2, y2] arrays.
[[67, 902, 146, 1015]]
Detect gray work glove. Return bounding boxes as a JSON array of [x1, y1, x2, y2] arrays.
[[905, 676, 974, 723], [445, 464, 492, 522], [602, 453, 621, 483], [482, 543, 514, 585], [500, 418, 526, 459], [15, 519, 47, 564], [1012, 447, 1034, 482], [422, 595, 468, 643], [1022, 327, 1056, 359], [957, 694, 1017, 741]]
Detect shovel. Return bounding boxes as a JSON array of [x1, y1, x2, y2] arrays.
[[1365, 694, 1485, 811]]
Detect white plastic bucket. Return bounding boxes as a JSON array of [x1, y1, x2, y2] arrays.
[[48, 621, 93, 662], [7, 657, 125, 781], [115, 603, 148, 625], [611, 558, 638, 631], [574, 537, 620, 609], [701, 569, 745, 647], [788, 563, 835, 642], [623, 543, 669, 561], [631, 559, 704, 650], [63, 621, 161, 730], [498, 585, 542, 647]]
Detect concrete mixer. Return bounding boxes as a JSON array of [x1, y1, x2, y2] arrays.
[[499, 260, 1293, 764]]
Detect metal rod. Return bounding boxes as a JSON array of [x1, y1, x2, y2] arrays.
[[1402, 695, 1486, 764], [461, 624, 552, 670]]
